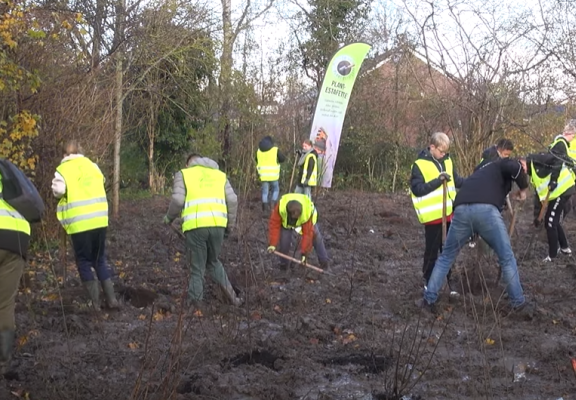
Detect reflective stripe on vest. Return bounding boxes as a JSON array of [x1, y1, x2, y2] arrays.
[[301, 153, 318, 186], [410, 158, 456, 224], [531, 160, 574, 201], [56, 157, 108, 234], [0, 173, 31, 235], [278, 193, 317, 229], [181, 166, 228, 232], [256, 147, 280, 181]]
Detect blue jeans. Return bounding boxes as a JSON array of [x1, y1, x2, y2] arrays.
[[424, 204, 525, 307], [261, 180, 279, 204]]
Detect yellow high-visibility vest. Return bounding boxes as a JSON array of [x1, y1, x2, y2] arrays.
[[56, 157, 108, 234], [0, 171, 31, 235], [301, 152, 318, 186], [256, 147, 280, 181], [278, 193, 317, 228], [410, 158, 456, 224], [181, 166, 228, 232], [531, 160, 574, 201]]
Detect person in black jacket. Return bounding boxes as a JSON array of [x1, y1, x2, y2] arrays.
[[476, 138, 514, 170], [410, 132, 465, 291], [417, 156, 533, 317], [469, 138, 515, 248]]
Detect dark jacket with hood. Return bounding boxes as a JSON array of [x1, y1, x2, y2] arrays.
[[476, 145, 499, 170], [410, 148, 465, 224], [256, 136, 286, 164], [454, 158, 528, 211]]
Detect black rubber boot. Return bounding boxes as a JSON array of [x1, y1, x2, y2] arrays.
[[0, 330, 15, 376]]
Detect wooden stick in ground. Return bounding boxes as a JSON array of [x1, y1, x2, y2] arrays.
[[273, 250, 333, 275], [522, 191, 551, 261], [441, 180, 447, 243], [288, 153, 299, 192], [507, 198, 518, 237]]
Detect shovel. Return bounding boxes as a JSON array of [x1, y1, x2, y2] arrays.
[[273, 250, 334, 276], [521, 191, 550, 262]]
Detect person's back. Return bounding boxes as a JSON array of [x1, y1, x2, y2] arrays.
[[455, 158, 527, 211], [256, 136, 285, 213], [164, 154, 241, 306], [0, 165, 31, 375]]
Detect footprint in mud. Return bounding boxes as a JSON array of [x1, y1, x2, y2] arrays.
[[221, 349, 284, 371], [321, 352, 392, 374]]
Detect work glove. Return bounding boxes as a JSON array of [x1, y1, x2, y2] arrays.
[[224, 228, 230, 239], [295, 149, 303, 156], [549, 181, 557, 191], [438, 172, 452, 182], [301, 255, 307, 265], [267, 245, 276, 254], [533, 218, 542, 228], [163, 215, 172, 225]]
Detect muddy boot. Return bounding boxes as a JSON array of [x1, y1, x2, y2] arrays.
[[319, 260, 330, 271], [101, 279, 120, 309], [0, 330, 15, 377], [261, 202, 269, 216], [83, 280, 101, 311], [221, 282, 244, 306]]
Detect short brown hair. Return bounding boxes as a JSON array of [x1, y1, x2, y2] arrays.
[[64, 140, 83, 156], [302, 139, 313, 146]]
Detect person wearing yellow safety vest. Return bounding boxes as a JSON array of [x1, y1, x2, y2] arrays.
[[295, 140, 318, 199], [528, 122, 576, 262], [410, 132, 465, 290], [163, 154, 242, 307], [256, 136, 286, 214], [0, 163, 32, 376], [52, 141, 119, 311], [267, 193, 329, 271]]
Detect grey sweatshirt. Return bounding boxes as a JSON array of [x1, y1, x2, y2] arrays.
[[166, 157, 238, 229]]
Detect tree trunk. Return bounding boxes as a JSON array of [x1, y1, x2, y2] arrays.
[[112, 54, 123, 219], [112, 0, 125, 219], [219, 0, 233, 165], [148, 102, 156, 192]]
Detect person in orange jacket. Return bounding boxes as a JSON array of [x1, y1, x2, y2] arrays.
[[267, 193, 329, 270]]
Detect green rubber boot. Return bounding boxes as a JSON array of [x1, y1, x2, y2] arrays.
[[0, 330, 15, 376], [101, 279, 120, 309], [83, 280, 101, 311]]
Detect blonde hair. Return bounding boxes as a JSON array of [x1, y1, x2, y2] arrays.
[[430, 132, 450, 148], [564, 120, 576, 134], [63, 140, 84, 156]]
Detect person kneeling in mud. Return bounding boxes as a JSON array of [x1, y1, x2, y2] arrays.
[[267, 193, 329, 271]]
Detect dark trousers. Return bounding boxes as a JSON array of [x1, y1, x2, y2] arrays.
[[185, 227, 234, 301], [70, 227, 110, 282], [278, 225, 329, 266], [545, 196, 570, 258], [0, 250, 24, 331], [423, 223, 451, 284]]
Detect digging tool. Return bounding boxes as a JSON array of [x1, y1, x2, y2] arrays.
[[506, 196, 518, 237], [496, 196, 519, 284], [272, 250, 334, 275], [288, 152, 299, 192], [522, 191, 550, 261], [441, 181, 447, 243], [169, 223, 185, 240]]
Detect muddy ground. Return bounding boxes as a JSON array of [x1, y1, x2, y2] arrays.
[[3, 190, 576, 399]]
